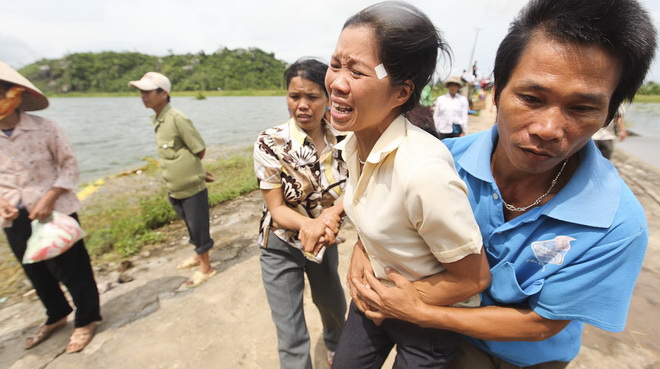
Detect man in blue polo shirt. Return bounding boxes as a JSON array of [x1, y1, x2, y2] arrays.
[[347, 0, 655, 367]]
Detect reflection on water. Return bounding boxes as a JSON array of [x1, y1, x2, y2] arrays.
[[618, 103, 660, 169], [32, 96, 287, 183]]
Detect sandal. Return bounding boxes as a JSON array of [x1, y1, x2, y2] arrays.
[[24, 318, 67, 350], [65, 322, 99, 354], [185, 269, 217, 288], [177, 256, 201, 269]]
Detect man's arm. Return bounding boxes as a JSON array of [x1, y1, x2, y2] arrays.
[[354, 268, 569, 341], [412, 248, 491, 306], [615, 115, 627, 141]]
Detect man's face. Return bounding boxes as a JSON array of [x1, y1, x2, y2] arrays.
[[494, 33, 621, 174], [140, 89, 168, 110]]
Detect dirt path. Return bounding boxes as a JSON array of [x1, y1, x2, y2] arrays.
[[0, 98, 657, 368]]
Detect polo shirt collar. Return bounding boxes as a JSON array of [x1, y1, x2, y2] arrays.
[[334, 115, 406, 163], [334, 115, 406, 198], [370, 115, 405, 162], [152, 104, 172, 128], [458, 125, 497, 183], [287, 118, 339, 148], [459, 125, 620, 228]]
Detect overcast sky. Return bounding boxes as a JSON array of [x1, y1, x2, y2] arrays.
[[3, 0, 660, 83]]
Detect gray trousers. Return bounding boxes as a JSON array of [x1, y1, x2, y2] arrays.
[[260, 230, 347, 369]]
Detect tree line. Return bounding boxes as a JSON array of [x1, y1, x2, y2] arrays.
[[18, 48, 289, 94]]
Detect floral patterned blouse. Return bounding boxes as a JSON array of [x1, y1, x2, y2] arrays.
[[253, 118, 348, 249]]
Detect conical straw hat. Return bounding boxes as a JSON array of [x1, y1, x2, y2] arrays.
[[0, 61, 49, 111]]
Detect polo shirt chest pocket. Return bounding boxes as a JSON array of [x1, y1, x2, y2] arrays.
[[158, 140, 178, 160]]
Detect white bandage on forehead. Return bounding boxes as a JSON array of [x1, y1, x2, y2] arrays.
[[374, 63, 388, 80]]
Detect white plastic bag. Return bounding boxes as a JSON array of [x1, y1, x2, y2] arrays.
[[23, 211, 86, 264]]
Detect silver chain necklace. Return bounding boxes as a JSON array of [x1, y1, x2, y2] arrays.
[[500, 159, 568, 212]]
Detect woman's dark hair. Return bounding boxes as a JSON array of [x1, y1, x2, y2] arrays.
[[284, 58, 329, 98], [344, 1, 451, 113], [493, 0, 657, 122]]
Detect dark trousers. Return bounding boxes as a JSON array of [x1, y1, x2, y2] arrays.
[[332, 301, 458, 369], [168, 188, 214, 255], [4, 209, 102, 327]]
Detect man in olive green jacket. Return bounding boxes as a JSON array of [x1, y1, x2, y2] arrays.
[[129, 72, 216, 287]]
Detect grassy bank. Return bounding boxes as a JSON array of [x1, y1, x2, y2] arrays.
[[48, 90, 286, 98], [633, 94, 660, 103], [0, 148, 258, 299]]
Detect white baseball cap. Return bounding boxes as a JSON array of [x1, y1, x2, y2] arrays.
[[128, 72, 171, 93]]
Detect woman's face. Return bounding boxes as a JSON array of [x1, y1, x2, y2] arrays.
[[325, 25, 408, 133], [287, 76, 328, 133]]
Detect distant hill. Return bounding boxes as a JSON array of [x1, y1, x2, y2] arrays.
[[18, 48, 288, 93]]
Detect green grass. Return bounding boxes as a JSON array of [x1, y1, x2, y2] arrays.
[[49, 90, 286, 98], [0, 150, 258, 299], [632, 95, 660, 103], [79, 149, 257, 258]]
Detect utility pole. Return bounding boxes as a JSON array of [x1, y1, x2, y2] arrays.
[[467, 27, 482, 76], [464, 27, 482, 98]]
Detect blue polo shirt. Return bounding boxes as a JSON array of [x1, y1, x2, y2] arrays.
[[443, 126, 648, 366]]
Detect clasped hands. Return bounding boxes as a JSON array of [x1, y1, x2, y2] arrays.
[[298, 208, 343, 256]]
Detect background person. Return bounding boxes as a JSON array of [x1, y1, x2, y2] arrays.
[[592, 104, 627, 159], [326, 2, 490, 368], [434, 76, 469, 139], [128, 72, 216, 288], [0, 61, 102, 353], [253, 58, 347, 368], [349, 0, 656, 368]]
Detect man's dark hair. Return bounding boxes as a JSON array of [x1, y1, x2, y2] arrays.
[[344, 1, 451, 114], [156, 88, 171, 102], [493, 0, 657, 122]]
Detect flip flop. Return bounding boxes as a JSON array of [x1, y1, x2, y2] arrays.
[[65, 322, 99, 354], [177, 256, 201, 269], [185, 269, 217, 288], [24, 318, 67, 350]]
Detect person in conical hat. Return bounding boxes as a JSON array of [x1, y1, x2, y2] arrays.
[[0, 61, 102, 354], [0, 61, 49, 116], [433, 75, 469, 139]]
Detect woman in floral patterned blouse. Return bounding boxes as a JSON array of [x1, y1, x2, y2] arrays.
[[253, 58, 348, 368]]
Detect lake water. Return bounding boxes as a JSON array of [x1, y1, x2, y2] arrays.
[[32, 96, 288, 183], [618, 103, 660, 169], [30, 97, 660, 183]]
